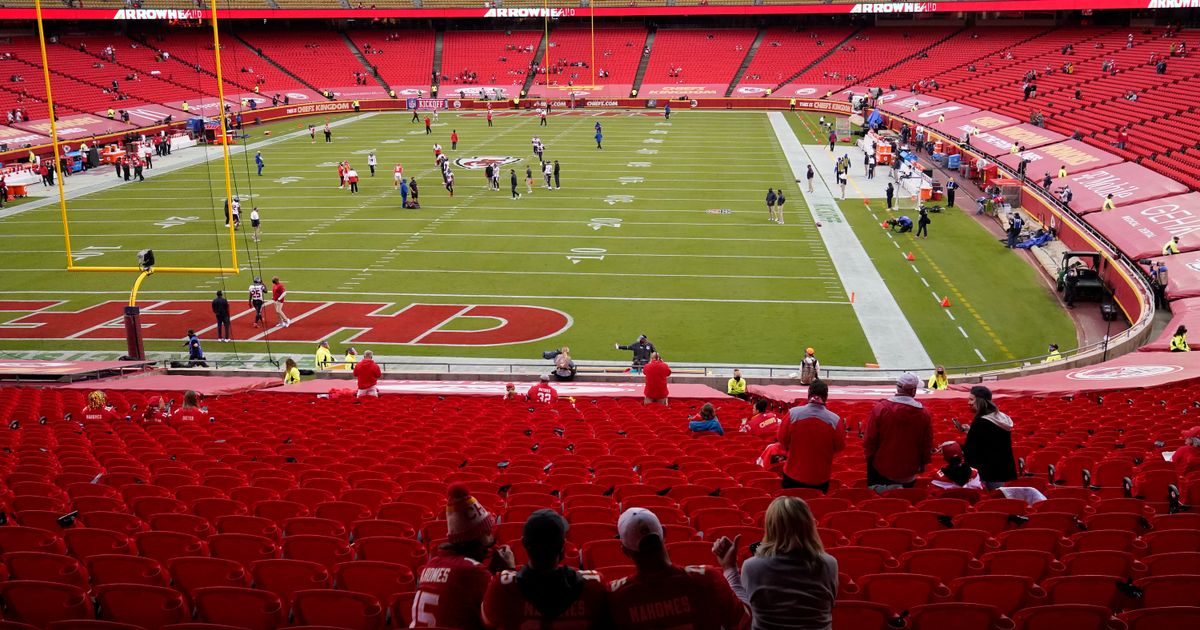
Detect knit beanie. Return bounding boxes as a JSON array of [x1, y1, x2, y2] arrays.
[[446, 483, 495, 544]]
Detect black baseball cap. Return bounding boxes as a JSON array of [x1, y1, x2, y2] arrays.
[[523, 509, 569, 552]]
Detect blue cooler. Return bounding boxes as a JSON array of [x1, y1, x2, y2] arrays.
[[947, 154, 961, 169]]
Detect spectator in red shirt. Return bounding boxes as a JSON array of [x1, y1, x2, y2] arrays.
[[412, 484, 516, 629], [740, 399, 782, 438], [642, 352, 671, 406], [527, 374, 559, 404], [81, 390, 120, 424], [1174, 425, 1200, 474], [451, 130, 460, 151], [778, 380, 845, 493], [142, 395, 170, 423], [270, 276, 290, 327], [863, 373, 933, 490], [482, 510, 608, 629], [171, 390, 211, 424], [353, 350, 381, 398], [607, 508, 747, 630], [757, 441, 787, 475], [502, 382, 521, 402]]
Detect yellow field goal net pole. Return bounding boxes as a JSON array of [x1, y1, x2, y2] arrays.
[[38, 0, 240, 277]]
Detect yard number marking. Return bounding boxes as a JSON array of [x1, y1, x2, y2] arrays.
[[72, 246, 121, 262], [618, 176, 644, 185], [603, 195, 635, 205], [627, 162, 652, 168], [587, 218, 622, 231], [155, 216, 200, 229], [567, 247, 607, 264]]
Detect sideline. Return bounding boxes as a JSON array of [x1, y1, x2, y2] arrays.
[[767, 111, 933, 370], [0, 112, 378, 221]]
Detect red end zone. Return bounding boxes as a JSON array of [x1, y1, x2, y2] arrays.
[[0, 301, 571, 347]]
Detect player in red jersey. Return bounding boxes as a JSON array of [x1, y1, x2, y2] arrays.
[[526, 375, 559, 405], [337, 162, 347, 189], [80, 390, 120, 424], [411, 484, 516, 629], [393, 163, 404, 189], [170, 390, 211, 424], [606, 508, 747, 630], [483, 510, 608, 629], [740, 399, 782, 438]]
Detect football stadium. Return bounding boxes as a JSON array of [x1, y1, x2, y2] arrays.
[[0, 1, 1198, 629]]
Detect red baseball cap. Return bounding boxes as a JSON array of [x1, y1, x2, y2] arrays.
[[1184, 426, 1200, 441]]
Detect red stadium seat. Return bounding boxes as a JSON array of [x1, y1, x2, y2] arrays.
[[192, 587, 286, 630], [951, 575, 1046, 617], [250, 559, 331, 602], [94, 584, 188, 629], [333, 561, 415, 606], [167, 557, 249, 600], [1011, 604, 1117, 630], [907, 602, 1012, 630], [3, 551, 89, 589], [85, 555, 168, 587], [832, 600, 896, 630], [1136, 575, 1200, 608], [0, 581, 95, 627], [1118, 606, 1200, 630], [857, 573, 950, 613], [292, 590, 384, 630]]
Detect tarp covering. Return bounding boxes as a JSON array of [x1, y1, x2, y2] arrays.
[[907, 100, 981, 124], [879, 94, 947, 114], [1139, 298, 1200, 352], [1060, 162, 1191, 215], [272, 379, 729, 398], [998, 140, 1124, 178], [948, 350, 1200, 396], [59, 375, 279, 396], [15, 114, 134, 141], [1084, 193, 1200, 259], [971, 124, 1069, 158], [1160, 251, 1200, 300], [929, 111, 1020, 140]]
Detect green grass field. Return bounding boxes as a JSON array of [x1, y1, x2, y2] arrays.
[[0, 109, 1075, 368]]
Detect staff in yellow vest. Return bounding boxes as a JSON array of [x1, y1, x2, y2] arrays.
[[315, 341, 334, 370], [341, 347, 358, 371], [181, 101, 189, 113], [726, 369, 747, 400], [927, 365, 948, 390], [1171, 326, 1190, 352], [1102, 194, 1116, 211], [1042, 344, 1063, 363], [1164, 236, 1181, 255]]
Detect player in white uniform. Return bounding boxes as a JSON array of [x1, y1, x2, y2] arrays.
[[393, 163, 404, 189], [230, 198, 241, 229], [250, 207, 261, 242], [367, 152, 377, 176]]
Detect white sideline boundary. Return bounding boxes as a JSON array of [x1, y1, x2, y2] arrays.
[[767, 112, 932, 370]]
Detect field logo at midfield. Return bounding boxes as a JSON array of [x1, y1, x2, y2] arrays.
[[454, 156, 522, 170]]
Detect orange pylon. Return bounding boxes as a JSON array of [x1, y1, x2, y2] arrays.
[[905, 252, 915, 261], [940, 296, 952, 308]]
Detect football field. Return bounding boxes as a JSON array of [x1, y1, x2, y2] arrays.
[[0, 109, 1074, 368]]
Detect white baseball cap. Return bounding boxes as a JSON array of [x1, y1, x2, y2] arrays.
[[617, 508, 664, 551]]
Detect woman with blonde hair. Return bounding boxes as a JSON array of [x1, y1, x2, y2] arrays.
[[81, 390, 119, 424], [711, 496, 837, 629], [283, 358, 301, 384]]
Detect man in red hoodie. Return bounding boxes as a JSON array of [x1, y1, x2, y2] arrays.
[[642, 352, 671, 406], [778, 380, 845, 492], [863, 372, 933, 489], [353, 349, 381, 398]]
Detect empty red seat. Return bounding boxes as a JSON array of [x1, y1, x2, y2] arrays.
[[828, 547, 899, 580], [907, 602, 1012, 630], [193, 587, 286, 630], [282, 535, 351, 570], [94, 583, 188, 629], [250, 559, 331, 602], [65, 529, 133, 560], [135, 531, 208, 564], [857, 573, 950, 613], [85, 555, 168, 587], [1011, 604, 1117, 630], [333, 561, 415, 606], [292, 590, 385, 630], [167, 557, 248, 600], [0, 581, 95, 626], [0, 527, 67, 555], [3, 551, 89, 590], [952, 575, 1045, 617], [1136, 575, 1200, 608], [899, 549, 981, 585], [208, 533, 279, 566], [831, 600, 896, 630], [1117, 606, 1200, 630], [354, 536, 427, 570]]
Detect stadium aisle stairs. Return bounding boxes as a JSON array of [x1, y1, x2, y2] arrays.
[[725, 28, 766, 97]]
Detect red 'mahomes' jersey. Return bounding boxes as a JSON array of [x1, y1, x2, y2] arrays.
[[412, 551, 492, 630], [81, 406, 120, 424], [482, 568, 608, 630], [607, 565, 746, 630]]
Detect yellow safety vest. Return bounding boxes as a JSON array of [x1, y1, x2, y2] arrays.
[[1164, 240, 1181, 255], [1171, 334, 1190, 352], [284, 367, 300, 384], [1102, 198, 1115, 211], [181, 102, 189, 112], [927, 373, 948, 390], [1043, 350, 1063, 363], [315, 347, 334, 369], [727, 378, 747, 396]]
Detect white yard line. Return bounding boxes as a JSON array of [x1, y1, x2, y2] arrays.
[[768, 112, 932, 370]]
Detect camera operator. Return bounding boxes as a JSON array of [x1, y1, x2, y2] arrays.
[[616, 335, 656, 375]]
